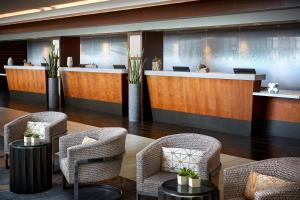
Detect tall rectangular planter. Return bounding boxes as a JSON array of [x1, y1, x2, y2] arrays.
[[129, 84, 140, 122], [48, 77, 59, 109]]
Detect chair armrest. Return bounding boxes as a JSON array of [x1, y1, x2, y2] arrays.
[[4, 114, 32, 153], [255, 184, 300, 200], [224, 163, 253, 199], [44, 116, 67, 141], [66, 135, 125, 170], [136, 139, 166, 185], [59, 134, 85, 159], [199, 140, 221, 180]]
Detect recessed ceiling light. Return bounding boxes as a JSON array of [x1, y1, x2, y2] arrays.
[[0, 0, 109, 19]]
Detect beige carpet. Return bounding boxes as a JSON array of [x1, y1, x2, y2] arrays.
[[0, 107, 254, 199]]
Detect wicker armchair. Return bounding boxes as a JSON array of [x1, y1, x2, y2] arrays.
[[4, 111, 67, 169], [136, 133, 221, 199], [224, 157, 300, 200], [59, 128, 127, 200]]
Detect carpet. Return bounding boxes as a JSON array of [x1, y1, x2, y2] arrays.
[[0, 107, 254, 200], [0, 166, 137, 200]]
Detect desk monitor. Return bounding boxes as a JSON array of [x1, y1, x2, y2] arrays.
[[173, 66, 190, 72], [233, 68, 256, 74], [113, 65, 126, 69]]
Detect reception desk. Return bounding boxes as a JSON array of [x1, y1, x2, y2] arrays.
[[59, 67, 128, 115], [145, 70, 266, 135], [252, 89, 300, 139], [4, 65, 48, 102]]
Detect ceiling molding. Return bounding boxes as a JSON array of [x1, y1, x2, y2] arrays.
[[1, 8, 299, 41], [0, 0, 196, 26]]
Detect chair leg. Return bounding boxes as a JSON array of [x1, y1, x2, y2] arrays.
[[62, 175, 67, 189], [5, 153, 9, 169], [74, 161, 79, 200]]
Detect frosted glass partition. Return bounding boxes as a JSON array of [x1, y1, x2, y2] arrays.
[[80, 35, 128, 68], [27, 39, 53, 66], [164, 27, 300, 90]]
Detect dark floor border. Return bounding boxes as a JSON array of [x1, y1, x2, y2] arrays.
[[64, 97, 127, 116], [9, 91, 47, 104], [152, 109, 252, 136]]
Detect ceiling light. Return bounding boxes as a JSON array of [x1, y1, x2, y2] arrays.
[[0, 0, 109, 19], [51, 0, 109, 9], [0, 9, 41, 18]]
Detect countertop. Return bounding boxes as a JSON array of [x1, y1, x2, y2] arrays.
[[4, 65, 48, 70], [253, 89, 300, 100], [59, 67, 128, 74], [144, 70, 266, 81]]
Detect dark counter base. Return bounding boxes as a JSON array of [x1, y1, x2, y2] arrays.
[[152, 109, 252, 136], [253, 119, 300, 139], [64, 97, 127, 116], [9, 91, 47, 104], [153, 109, 300, 139]]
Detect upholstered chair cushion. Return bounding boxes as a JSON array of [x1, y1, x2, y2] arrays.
[[244, 171, 294, 200], [161, 147, 206, 173], [26, 121, 50, 139], [81, 136, 97, 144]]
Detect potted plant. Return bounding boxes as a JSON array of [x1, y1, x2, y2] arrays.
[[24, 131, 33, 143], [128, 52, 145, 122], [177, 167, 190, 185], [188, 170, 201, 188], [152, 56, 162, 71], [44, 44, 59, 109], [31, 133, 40, 144], [196, 64, 209, 73]]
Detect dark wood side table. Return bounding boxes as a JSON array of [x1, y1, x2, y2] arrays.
[[10, 140, 52, 194], [158, 179, 219, 200]]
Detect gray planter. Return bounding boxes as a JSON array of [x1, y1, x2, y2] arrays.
[[48, 77, 59, 109], [128, 84, 140, 122]]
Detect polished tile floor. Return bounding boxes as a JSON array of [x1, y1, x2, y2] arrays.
[[1, 89, 300, 160]]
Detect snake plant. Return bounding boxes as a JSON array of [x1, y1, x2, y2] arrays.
[[128, 51, 145, 84], [44, 44, 59, 78]]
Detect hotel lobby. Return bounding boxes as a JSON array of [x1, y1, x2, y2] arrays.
[[0, 0, 300, 200]]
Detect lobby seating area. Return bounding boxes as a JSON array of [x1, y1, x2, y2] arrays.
[[0, 0, 300, 200]]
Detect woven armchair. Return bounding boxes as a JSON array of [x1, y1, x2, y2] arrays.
[[224, 157, 300, 200], [136, 133, 221, 199], [4, 111, 67, 169], [59, 128, 127, 200]]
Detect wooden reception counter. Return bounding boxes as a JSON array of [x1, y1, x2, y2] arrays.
[[59, 67, 128, 115], [145, 70, 266, 136], [252, 89, 300, 139], [4, 65, 48, 102]]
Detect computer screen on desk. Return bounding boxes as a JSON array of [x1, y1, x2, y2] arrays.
[[233, 68, 256, 74], [113, 65, 126, 69], [173, 66, 190, 72]]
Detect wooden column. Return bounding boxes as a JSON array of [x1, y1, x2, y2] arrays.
[[59, 37, 80, 67]]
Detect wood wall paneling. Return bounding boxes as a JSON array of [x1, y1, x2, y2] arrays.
[[0, 41, 27, 73], [1, 0, 299, 35], [59, 37, 80, 67], [60, 71, 127, 104], [146, 75, 259, 121], [6, 69, 47, 94]]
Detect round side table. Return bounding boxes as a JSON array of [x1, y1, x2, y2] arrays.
[[158, 179, 219, 200], [9, 140, 52, 194]]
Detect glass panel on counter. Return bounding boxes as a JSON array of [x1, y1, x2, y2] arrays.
[[163, 27, 300, 90], [80, 35, 128, 69]]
